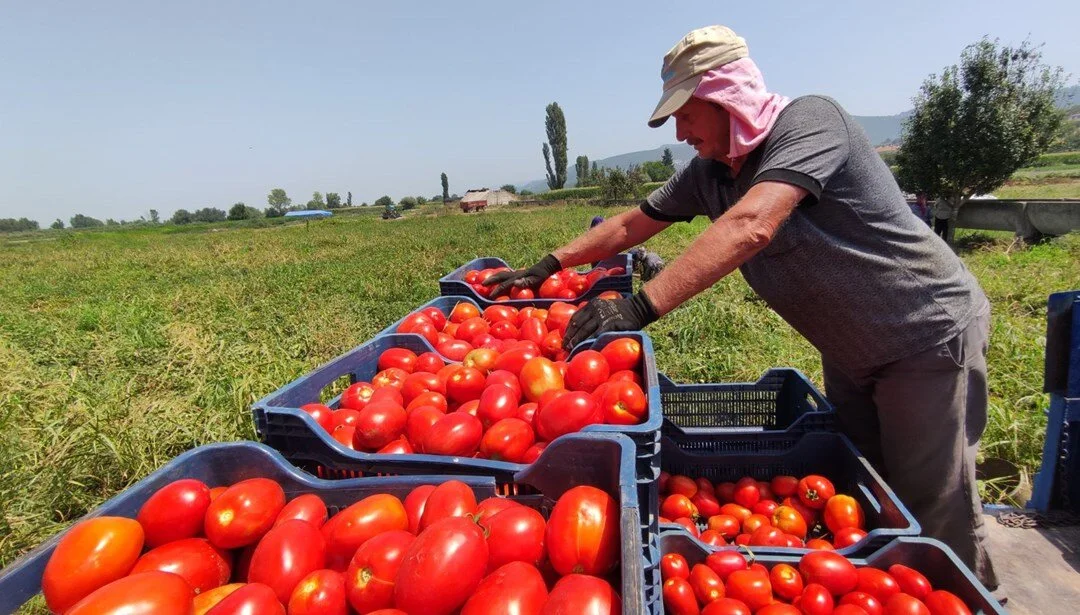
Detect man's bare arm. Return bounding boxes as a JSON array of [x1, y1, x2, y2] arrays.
[[642, 181, 807, 316], [552, 207, 672, 269]]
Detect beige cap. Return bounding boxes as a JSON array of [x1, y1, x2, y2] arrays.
[[648, 25, 749, 128]]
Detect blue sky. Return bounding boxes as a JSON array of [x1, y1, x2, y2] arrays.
[[2, 0, 1077, 225]]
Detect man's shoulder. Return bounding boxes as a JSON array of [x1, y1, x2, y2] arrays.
[[776, 95, 848, 126]]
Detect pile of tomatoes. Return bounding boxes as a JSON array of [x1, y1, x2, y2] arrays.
[[41, 477, 625, 614], [394, 298, 615, 363], [461, 266, 626, 301], [659, 472, 870, 551], [661, 549, 975, 615], [300, 303, 648, 461]]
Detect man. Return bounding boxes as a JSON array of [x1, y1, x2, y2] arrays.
[[486, 25, 999, 593]]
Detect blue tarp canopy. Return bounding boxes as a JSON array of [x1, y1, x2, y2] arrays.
[[284, 210, 333, 218]]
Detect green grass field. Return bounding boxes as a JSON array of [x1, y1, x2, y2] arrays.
[[1, 205, 1078, 586]]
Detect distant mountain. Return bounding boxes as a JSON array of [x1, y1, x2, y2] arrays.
[[515, 89, 1080, 193]]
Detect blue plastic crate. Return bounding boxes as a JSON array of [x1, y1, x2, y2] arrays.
[[657, 431, 920, 557], [659, 368, 837, 446], [0, 434, 651, 614], [252, 331, 661, 485], [438, 254, 633, 305], [659, 533, 1005, 614]]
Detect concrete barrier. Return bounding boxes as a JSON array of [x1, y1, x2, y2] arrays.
[[949, 199, 1080, 240]]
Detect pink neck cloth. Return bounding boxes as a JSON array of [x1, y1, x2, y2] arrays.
[[692, 57, 790, 162]]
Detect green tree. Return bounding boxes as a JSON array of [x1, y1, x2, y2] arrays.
[[347, 191, 353, 207], [149, 209, 160, 224], [598, 167, 645, 203], [70, 214, 105, 228], [169, 210, 192, 225], [374, 195, 393, 209], [51, 218, 64, 230], [228, 202, 262, 220], [641, 160, 675, 182], [106, 219, 119, 226], [307, 191, 326, 209], [520, 189, 534, 196], [662, 147, 674, 167], [0, 218, 39, 232], [896, 37, 1065, 242], [574, 155, 590, 187], [417, 196, 428, 205], [543, 102, 568, 189], [441, 172, 449, 202], [590, 161, 600, 186], [500, 184, 517, 194], [325, 192, 342, 209], [399, 196, 418, 210], [267, 188, 291, 216], [192, 207, 226, 223]]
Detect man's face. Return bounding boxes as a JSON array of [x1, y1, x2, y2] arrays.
[[674, 97, 730, 161]]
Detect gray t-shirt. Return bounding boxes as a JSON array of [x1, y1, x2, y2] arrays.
[[643, 95, 987, 372]]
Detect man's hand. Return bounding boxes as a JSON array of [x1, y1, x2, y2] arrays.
[[562, 292, 659, 350], [482, 254, 562, 298]]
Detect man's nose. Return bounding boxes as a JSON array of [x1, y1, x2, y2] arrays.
[[674, 118, 688, 142]]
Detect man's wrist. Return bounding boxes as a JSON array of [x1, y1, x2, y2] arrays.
[[634, 290, 660, 324], [537, 253, 562, 276]]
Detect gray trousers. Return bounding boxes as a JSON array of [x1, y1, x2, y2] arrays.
[[822, 304, 999, 589]]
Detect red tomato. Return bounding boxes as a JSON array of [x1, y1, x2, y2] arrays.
[[707, 514, 741, 540], [419, 479, 478, 530], [42, 517, 145, 613], [541, 330, 568, 360], [841, 591, 884, 615], [546, 486, 619, 576], [248, 519, 326, 603], [771, 475, 800, 498], [479, 417, 536, 462], [759, 563, 799, 604], [692, 492, 722, 518], [545, 302, 577, 333], [273, 495, 328, 530], [834, 605, 873, 615], [461, 561, 548, 615], [403, 405, 442, 451], [137, 478, 211, 548], [662, 552, 691, 581], [406, 390, 448, 413], [885, 594, 931, 614], [131, 537, 231, 594], [193, 583, 243, 614], [354, 401, 407, 450], [888, 565, 932, 600], [538, 276, 566, 299], [394, 517, 489, 615], [419, 307, 447, 330], [799, 550, 859, 595], [663, 577, 701, 615], [516, 401, 539, 425], [856, 567, 902, 602], [519, 317, 548, 345], [742, 513, 770, 534], [749, 525, 789, 547], [782, 496, 820, 527], [667, 475, 698, 498], [482, 304, 517, 324], [607, 369, 641, 385], [758, 605, 802, 615], [535, 391, 601, 441], [332, 409, 361, 431], [344, 529, 414, 613], [522, 442, 548, 463], [601, 380, 647, 425], [401, 372, 444, 405], [698, 529, 727, 547], [205, 478, 286, 550], [599, 337, 641, 371], [421, 411, 483, 456], [795, 583, 836, 615], [286, 569, 347, 615], [564, 350, 610, 392], [806, 538, 836, 550], [702, 598, 753, 615], [923, 590, 973, 615], [323, 494, 408, 571], [373, 367, 409, 391], [209, 486, 227, 502], [510, 286, 535, 300], [798, 475, 836, 510], [733, 477, 761, 509], [474, 497, 520, 523], [415, 351, 445, 374], [378, 348, 417, 373], [445, 366, 485, 402], [489, 321, 520, 340], [300, 403, 335, 432], [703, 550, 748, 581], [206, 582, 285, 614], [661, 494, 699, 520], [403, 484, 435, 534], [541, 574, 620, 615], [690, 563, 726, 604], [450, 301, 482, 323], [825, 495, 865, 532], [492, 346, 539, 375], [772, 505, 808, 539], [377, 438, 414, 454], [752, 499, 778, 517], [715, 482, 736, 504], [726, 569, 773, 612], [519, 357, 565, 402], [481, 505, 547, 571], [66, 571, 193, 615], [339, 382, 375, 410], [476, 384, 519, 428], [834, 527, 869, 548]]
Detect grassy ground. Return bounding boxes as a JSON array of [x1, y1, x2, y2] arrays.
[[1, 205, 1077, 581], [994, 179, 1080, 199]]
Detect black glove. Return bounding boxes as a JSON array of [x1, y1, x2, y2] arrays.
[[562, 291, 660, 351], [483, 254, 562, 298]]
